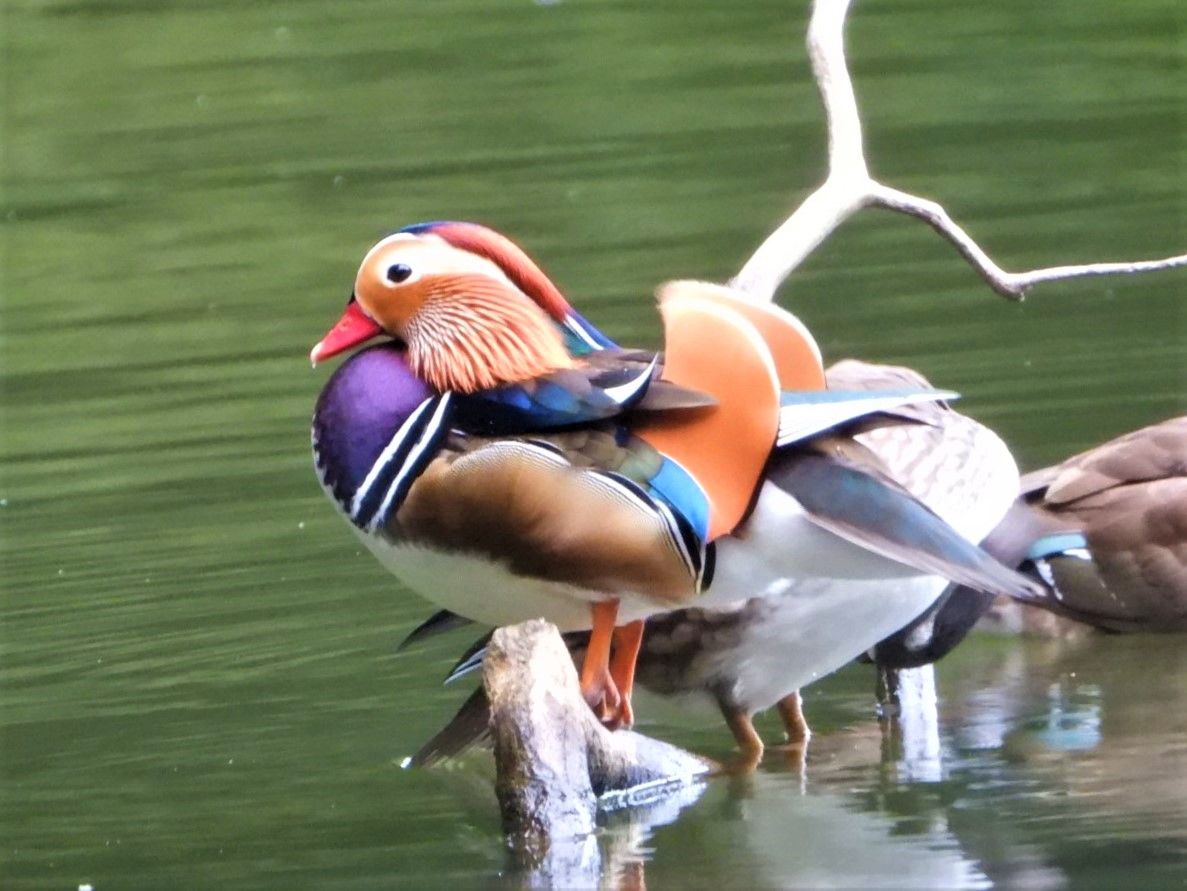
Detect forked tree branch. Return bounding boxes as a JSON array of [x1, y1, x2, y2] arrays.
[[730, 0, 1187, 302]]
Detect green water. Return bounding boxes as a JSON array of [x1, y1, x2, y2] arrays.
[[2, 0, 1184, 887]]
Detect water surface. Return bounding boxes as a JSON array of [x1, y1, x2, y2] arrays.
[[3, 0, 1184, 887]]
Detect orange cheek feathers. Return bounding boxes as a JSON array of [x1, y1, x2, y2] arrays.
[[353, 254, 429, 334]]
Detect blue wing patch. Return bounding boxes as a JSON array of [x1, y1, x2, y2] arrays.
[[645, 457, 711, 543], [599, 462, 714, 591], [1027, 531, 1090, 562], [776, 387, 959, 447], [453, 357, 657, 434]]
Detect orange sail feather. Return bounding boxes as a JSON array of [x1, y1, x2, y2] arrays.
[[634, 282, 782, 541]]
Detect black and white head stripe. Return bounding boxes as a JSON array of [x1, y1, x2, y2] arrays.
[[595, 470, 713, 592], [350, 393, 455, 532]]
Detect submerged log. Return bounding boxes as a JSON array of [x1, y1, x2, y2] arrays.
[[482, 619, 714, 872]]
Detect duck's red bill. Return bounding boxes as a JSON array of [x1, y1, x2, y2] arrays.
[[310, 301, 384, 365]]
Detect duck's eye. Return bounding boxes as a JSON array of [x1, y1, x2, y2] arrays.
[[385, 263, 413, 284]]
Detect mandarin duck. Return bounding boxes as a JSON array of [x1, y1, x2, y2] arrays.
[[975, 415, 1187, 634], [310, 221, 1041, 729], [406, 358, 1026, 763], [837, 358, 1015, 670]]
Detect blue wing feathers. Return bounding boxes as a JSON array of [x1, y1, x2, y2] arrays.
[[776, 454, 1042, 599], [646, 459, 711, 542], [778, 388, 958, 407], [803, 463, 984, 565], [452, 359, 654, 434], [1028, 531, 1090, 561]]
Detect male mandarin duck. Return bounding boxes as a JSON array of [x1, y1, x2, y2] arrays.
[[310, 221, 1041, 729], [406, 358, 1028, 763]]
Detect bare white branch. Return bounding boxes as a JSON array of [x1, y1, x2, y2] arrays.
[[730, 0, 1186, 303], [731, 0, 871, 301], [871, 184, 1187, 299], [866, 184, 1016, 297], [810, 0, 867, 177], [730, 180, 869, 301]]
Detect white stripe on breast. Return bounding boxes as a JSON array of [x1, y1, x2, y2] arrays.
[[369, 394, 455, 531], [349, 396, 438, 521]]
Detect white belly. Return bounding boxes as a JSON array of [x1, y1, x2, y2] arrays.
[[357, 532, 663, 631], [702, 481, 933, 611], [689, 575, 948, 715]]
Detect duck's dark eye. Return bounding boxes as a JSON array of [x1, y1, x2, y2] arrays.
[[385, 263, 413, 284]]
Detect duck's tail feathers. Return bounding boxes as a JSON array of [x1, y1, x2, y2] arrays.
[[396, 610, 475, 652], [404, 686, 492, 769], [444, 633, 493, 684]]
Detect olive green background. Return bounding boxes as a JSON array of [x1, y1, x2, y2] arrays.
[[3, 1, 1184, 887]]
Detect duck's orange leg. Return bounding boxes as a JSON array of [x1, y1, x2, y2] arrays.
[[773, 691, 811, 773], [720, 703, 764, 771], [606, 620, 646, 730], [579, 599, 621, 722], [776, 691, 811, 746]]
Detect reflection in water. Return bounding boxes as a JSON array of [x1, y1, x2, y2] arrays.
[[633, 632, 1187, 889], [592, 781, 709, 890], [932, 635, 1186, 888], [669, 772, 990, 890], [432, 633, 1185, 889], [876, 665, 946, 785]]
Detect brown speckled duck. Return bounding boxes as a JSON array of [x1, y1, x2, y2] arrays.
[[984, 415, 1187, 633]]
